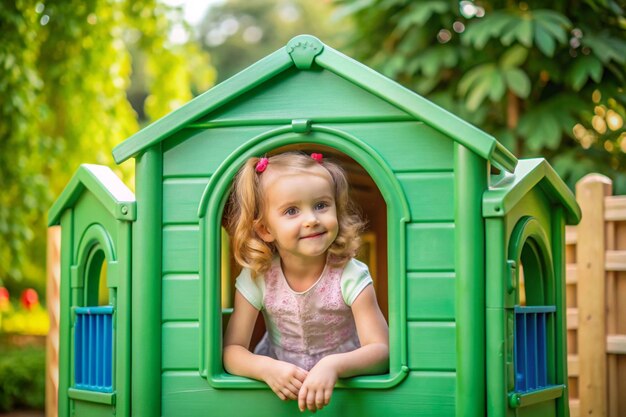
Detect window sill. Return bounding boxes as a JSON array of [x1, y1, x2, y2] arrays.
[[207, 366, 409, 390], [508, 384, 564, 408], [68, 388, 116, 405]]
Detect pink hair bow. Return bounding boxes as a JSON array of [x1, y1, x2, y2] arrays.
[[255, 157, 269, 173], [311, 153, 323, 163]]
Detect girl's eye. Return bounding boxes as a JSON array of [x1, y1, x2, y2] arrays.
[[315, 202, 329, 210], [284, 207, 298, 216]]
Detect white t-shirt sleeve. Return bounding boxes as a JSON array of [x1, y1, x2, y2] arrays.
[[234, 268, 264, 310], [340, 258, 374, 306]]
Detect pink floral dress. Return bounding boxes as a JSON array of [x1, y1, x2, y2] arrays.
[[235, 257, 373, 371]]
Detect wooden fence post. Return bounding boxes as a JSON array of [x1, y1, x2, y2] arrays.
[[576, 174, 611, 417], [46, 226, 61, 417]]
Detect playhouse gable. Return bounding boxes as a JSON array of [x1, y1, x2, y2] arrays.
[[48, 164, 136, 227], [112, 35, 517, 172]]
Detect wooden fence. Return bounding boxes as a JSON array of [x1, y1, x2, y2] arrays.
[[46, 226, 60, 417], [566, 174, 626, 417], [45, 174, 626, 416]]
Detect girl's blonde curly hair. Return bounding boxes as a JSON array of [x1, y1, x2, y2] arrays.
[[226, 152, 365, 277]]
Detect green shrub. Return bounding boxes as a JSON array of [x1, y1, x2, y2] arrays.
[[0, 345, 45, 412]]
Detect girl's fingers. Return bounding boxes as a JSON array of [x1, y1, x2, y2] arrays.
[[298, 386, 308, 412], [275, 389, 287, 401], [295, 368, 308, 382], [324, 388, 332, 406], [306, 389, 317, 411], [291, 377, 303, 390], [283, 386, 297, 400], [285, 383, 299, 398], [315, 389, 325, 410]]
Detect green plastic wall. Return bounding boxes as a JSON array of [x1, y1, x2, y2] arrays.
[[486, 186, 568, 417], [58, 192, 132, 417], [159, 68, 460, 416]]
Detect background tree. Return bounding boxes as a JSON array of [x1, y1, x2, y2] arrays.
[[335, 0, 626, 191], [0, 0, 214, 296], [197, 0, 345, 83]]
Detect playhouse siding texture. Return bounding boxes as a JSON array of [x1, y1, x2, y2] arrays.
[[158, 68, 460, 415]]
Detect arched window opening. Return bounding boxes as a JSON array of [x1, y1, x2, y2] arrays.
[[220, 143, 388, 350], [85, 247, 109, 306], [510, 220, 557, 396]]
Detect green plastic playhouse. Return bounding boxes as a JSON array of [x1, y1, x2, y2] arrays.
[[48, 35, 581, 417]]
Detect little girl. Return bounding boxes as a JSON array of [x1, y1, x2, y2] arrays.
[[223, 151, 389, 412]]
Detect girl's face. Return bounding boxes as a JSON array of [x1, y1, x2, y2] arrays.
[[255, 167, 339, 265]]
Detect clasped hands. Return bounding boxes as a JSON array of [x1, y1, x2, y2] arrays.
[[263, 356, 338, 412]]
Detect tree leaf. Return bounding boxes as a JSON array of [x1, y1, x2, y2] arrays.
[[533, 23, 556, 57], [463, 12, 517, 49], [504, 68, 531, 98], [398, 1, 450, 29], [488, 70, 506, 101], [566, 55, 603, 91], [458, 65, 487, 96], [465, 66, 496, 110], [500, 45, 528, 68], [518, 111, 561, 151]]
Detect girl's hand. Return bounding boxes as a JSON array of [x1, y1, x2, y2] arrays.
[[298, 357, 338, 412], [263, 359, 308, 401]]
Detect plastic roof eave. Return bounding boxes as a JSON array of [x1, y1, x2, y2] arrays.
[[48, 164, 136, 226], [483, 158, 581, 225]]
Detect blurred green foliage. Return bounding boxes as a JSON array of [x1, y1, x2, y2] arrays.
[[0, 0, 214, 294], [335, 0, 626, 191], [197, 0, 347, 83], [0, 344, 46, 412]]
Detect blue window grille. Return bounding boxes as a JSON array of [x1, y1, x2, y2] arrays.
[[75, 306, 114, 392], [514, 305, 555, 392]]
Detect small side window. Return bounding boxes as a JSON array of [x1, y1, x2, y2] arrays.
[[75, 246, 114, 393]]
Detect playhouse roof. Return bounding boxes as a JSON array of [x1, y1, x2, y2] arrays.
[[483, 158, 581, 224], [112, 35, 518, 172], [48, 164, 136, 226]]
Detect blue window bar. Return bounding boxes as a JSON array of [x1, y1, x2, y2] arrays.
[[74, 306, 114, 392], [514, 305, 555, 392]]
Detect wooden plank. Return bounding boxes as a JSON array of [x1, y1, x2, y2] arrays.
[[566, 264, 577, 284], [606, 250, 626, 271], [607, 335, 626, 354], [567, 308, 578, 330], [606, 218, 619, 417], [570, 399, 580, 417], [406, 223, 455, 271], [576, 174, 611, 417], [46, 227, 61, 417], [604, 196, 626, 221], [397, 172, 454, 222], [566, 227, 577, 245], [568, 354, 579, 377], [407, 273, 455, 320], [407, 322, 456, 371]]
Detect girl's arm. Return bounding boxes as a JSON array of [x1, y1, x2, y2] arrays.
[[298, 284, 389, 412], [224, 290, 308, 401]]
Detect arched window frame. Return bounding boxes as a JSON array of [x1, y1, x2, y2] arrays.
[[507, 216, 564, 407], [70, 223, 118, 396], [198, 124, 411, 389]]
